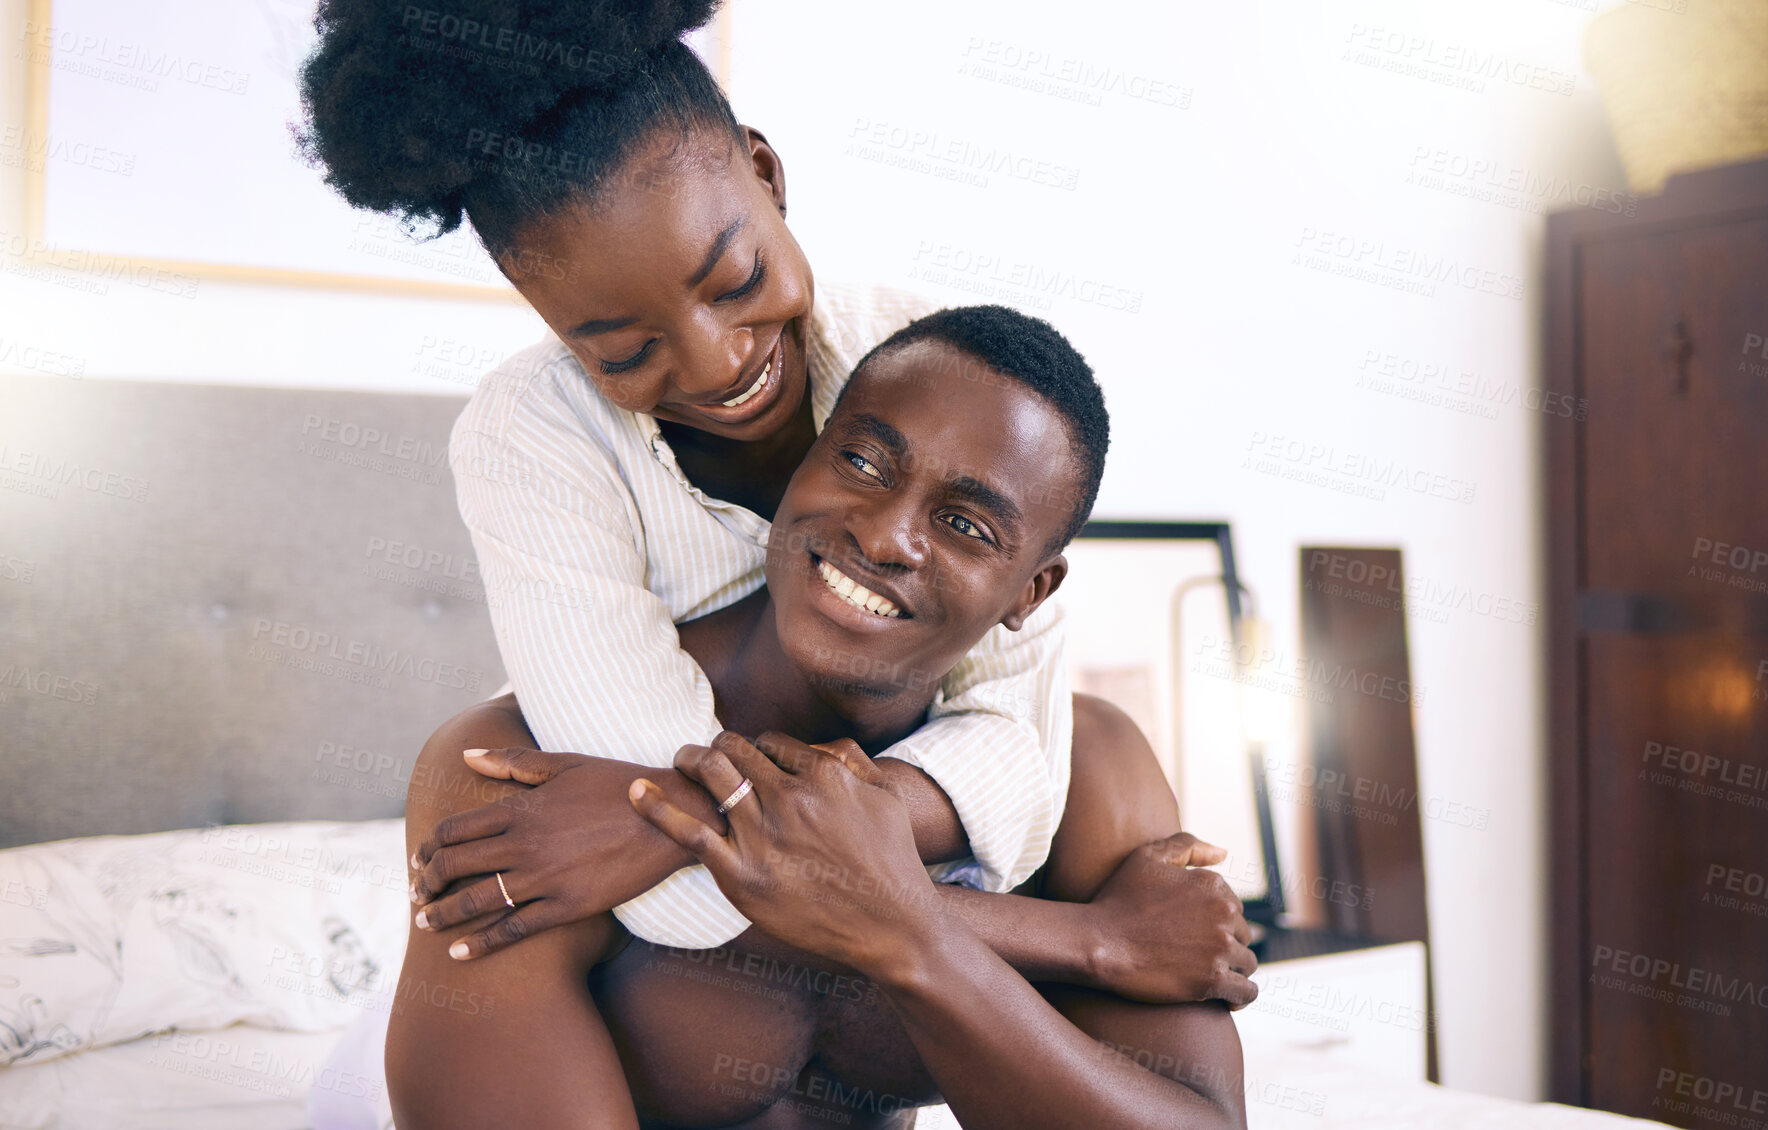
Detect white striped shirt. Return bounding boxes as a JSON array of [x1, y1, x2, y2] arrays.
[[450, 282, 1073, 949]]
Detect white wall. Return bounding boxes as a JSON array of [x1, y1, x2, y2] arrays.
[[723, 0, 1632, 1100], [1, 0, 1638, 1101], [0, 0, 548, 390]]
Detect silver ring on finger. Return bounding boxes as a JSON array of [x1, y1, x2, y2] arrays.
[[716, 777, 754, 815]]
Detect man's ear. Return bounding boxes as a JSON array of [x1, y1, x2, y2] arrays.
[[1001, 554, 1067, 632], [742, 125, 787, 216]]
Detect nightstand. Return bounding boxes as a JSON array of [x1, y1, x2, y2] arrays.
[[1237, 934, 1429, 1081]]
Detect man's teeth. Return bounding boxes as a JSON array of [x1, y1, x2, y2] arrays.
[[817, 559, 902, 618], [721, 360, 771, 408]]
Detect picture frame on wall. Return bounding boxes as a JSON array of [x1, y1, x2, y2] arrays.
[[13, 0, 731, 299]]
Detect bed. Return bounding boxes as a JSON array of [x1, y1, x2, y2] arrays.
[[0, 816, 1672, 1129], [0, 377, 1671, 1128]]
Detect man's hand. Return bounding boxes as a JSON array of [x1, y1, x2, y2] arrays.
[[410, 748, 711, 959], [630, 731, 940, 974], [1082, 832, 1259, 1009]]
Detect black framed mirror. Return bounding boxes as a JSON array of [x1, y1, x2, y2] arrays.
[[1060, 520, 1283, 926]]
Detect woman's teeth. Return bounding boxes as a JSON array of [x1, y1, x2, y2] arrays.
[[722, 360, 771, 408], [817, 559, 902, 618]]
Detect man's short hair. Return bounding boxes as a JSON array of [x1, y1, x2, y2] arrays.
[[846, 304, 1109, 557]]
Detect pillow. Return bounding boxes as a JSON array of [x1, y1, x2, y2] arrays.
[[0, 820, 410, 1069]]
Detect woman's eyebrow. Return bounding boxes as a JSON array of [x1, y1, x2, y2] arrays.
[[569, 314, 639, 338], [687, 217, 745, 287]]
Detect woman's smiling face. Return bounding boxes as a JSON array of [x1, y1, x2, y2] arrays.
[[496, 126, 815, 442]]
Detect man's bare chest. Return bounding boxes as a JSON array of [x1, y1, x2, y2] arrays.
[[591, 929, 942, 1128]]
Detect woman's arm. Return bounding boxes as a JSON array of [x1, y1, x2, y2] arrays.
[[629, 729, 1247, 1130], [408, 730, 967, 953], [416, 700, 1254, 1010], [452, 412, 752, 950], [870, 599, 1074, 894], [387, 700, 640, 1130]]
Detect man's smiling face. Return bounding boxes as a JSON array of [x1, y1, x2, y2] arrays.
[[766, 338, 1077, 698]]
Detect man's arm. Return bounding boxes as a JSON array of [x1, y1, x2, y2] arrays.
[[629, 729, 1248, 1130], [866, 909, 1247, 1130]]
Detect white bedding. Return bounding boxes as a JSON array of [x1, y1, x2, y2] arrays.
[[0, 1021, 1676, 1130], [0, 821, 1675, 1129], [0, 1024, 352, 1130]]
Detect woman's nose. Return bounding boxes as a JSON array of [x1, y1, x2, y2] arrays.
[[673, 323, 756, 401]]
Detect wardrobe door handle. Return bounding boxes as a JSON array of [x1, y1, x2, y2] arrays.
[[1660, 314, 1694, 395]]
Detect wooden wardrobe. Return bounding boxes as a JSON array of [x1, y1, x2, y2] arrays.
[[1547, 157, 1768, 1118]]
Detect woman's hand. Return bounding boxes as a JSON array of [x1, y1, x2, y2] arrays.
[[1081, 833, 1259, 1009], [630, 731, 939, 974], [409, 748, 716, 959]]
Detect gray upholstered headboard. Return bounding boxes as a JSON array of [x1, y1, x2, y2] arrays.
[[0, 375, 505, 849]]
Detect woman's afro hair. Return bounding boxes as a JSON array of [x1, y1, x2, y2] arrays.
[[297, 1, 736, 246]]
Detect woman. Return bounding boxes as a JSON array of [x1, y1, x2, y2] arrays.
[[300, 0, 1072, 956], [297, 3, 1252, 1124], [388, 305, 1249, 1127]]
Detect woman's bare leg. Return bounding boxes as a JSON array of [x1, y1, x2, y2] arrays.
[[386, 695, 639, 1129]]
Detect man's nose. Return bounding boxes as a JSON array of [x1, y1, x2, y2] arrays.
[[848, 492, 929, 573], [674, 321, 756, 401]]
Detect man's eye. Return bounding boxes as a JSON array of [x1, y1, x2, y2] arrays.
[[844, 452, 883, 480], [601, 340, 654, 375], [718, 252, 766, 302], [943, 514, 990, 542]]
